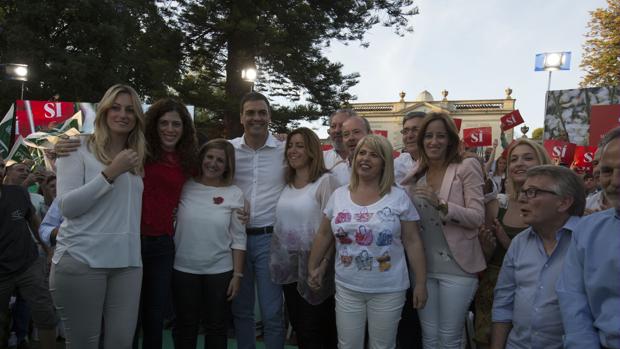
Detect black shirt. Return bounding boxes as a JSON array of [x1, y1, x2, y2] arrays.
[[0, 185, 38, 280]]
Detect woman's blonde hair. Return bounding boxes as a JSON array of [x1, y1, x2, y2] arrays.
[[506, 138, 551, 199], [349, 134, 394, 196], [88, 84, 146, 175]]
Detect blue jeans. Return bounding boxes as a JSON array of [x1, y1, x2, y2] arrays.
[[231, 233, 284, 349], [134, 235, 175, 349]]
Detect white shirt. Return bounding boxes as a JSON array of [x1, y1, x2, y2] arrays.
[[324, 149, 350, 186], [270, 173, 338, 304], [230, 134, 286, 228], [174, 179, 246, 274], [324, 186, 420, 293], [394, 153, 417, 187], [585, 190, 606, 211], [54, 139, 143, 268]]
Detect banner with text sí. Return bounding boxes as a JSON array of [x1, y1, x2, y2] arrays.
[[15, 101, 79, 137], [500, 110, 524, 131], [572, 145, 597, 172], [463, 127, 492, 147], [452, 118, 462, 132], [589, 104, 620, 146], [543, 140, 576, 165]]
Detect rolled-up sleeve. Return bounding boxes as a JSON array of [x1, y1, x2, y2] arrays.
[[229, 188, 247, 251], [492, 241, 517, 323], [556, 234, 600, 348]]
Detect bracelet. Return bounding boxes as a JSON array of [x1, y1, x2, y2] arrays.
[[233, 272, 244, 278], [101, 171, 114, 184]]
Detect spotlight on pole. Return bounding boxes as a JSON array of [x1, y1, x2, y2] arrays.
[[1, 63, 29, 100], [534, 52, 571, 91], [1, 63, 29, 82], [241, 65, 257, 92]]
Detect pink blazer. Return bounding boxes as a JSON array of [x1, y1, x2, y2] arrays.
[[408, 157, 487, 274]]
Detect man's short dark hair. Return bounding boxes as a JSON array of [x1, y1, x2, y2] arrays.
[[239, 92, 270, 114], [402, 111, 426, 126]]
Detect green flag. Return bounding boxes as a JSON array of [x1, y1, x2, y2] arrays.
[[7, 135, 33, 163], [0, 104, 15, 157]]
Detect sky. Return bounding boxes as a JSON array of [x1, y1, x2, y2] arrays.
[[300, 0, 608, 138]]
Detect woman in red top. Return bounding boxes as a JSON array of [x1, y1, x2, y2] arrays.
[[137, 98, 198, 348]]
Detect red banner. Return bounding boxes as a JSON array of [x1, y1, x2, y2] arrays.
[[372, 130, 388, 138], [452, 118, 462, 132], [15, 100, 76, 137], [544, 140, 576, 165], [589, 104, 620, 146], [500, 110, 524, 131], [463, 127, 492, 147], [573, 145, 597, 170]]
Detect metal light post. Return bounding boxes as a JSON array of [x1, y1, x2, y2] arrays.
[[0, 63, 29, 99], [535, 52, 571, 91]]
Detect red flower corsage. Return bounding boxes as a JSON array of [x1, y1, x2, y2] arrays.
[[213, 196, 224, 205]]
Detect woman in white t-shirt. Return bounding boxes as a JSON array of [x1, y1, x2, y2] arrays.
[[308, 134, 427, 349], [172, 139, 246, 349], [270, 127, 339, 348]]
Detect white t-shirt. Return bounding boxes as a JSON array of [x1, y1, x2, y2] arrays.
[[270, 173, 338, 304], [394, 153, 417, 187], [174, 179, 246, 275], [585, 190, 606, 211], [323, 149, 350, 186], [324, 186, 420, 293]]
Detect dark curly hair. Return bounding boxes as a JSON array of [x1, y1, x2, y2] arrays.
[[144, 98, 198, 176]]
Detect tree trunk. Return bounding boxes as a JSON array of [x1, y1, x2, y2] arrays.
[[224, 30, 255, 139]]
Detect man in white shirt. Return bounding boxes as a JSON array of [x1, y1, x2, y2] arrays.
[[323, 109, 356, 171], [394, 111, 424, 186], [330, 115, 371, 186], [230, 92, 286, 349]]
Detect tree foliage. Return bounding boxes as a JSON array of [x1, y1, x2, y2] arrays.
[[172, 0, 418, 137], [0, 0, 183, 111], [531, 127, 543, 140], [580, 0, 620, 88]]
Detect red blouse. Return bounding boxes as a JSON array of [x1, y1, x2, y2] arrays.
[[141, 152, 188, 236]]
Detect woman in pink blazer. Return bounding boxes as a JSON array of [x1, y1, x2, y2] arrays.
[[403, 112, 486, 349]]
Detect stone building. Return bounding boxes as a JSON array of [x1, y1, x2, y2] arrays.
[[349, 88, 517, 154]]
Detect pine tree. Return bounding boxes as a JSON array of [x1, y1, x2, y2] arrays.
[[580, 0, 620, 88]]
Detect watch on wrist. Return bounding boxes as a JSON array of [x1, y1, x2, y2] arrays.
[[437, 200, 448, 215]]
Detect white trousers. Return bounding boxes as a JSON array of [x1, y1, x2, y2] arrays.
[[418, 273, 478, 349], [335, 284, 406, 349]]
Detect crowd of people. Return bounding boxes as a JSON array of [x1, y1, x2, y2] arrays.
[[0, 84, 618, 349]]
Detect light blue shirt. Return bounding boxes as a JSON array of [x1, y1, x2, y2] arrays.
[[556, 208, 620, 349], [492, 216, 580, 349], [39, 198, 62, 247]]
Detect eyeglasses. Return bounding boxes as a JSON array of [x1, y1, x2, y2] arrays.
[[518, 187, 558, 199], [400, 127, 418, 135]]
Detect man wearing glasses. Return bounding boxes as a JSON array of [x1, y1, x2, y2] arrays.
[[394, 111, 425, 186], [490, 165, 585, 349]]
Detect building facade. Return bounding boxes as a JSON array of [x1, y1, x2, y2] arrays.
[[349, 89, 516, 154]]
